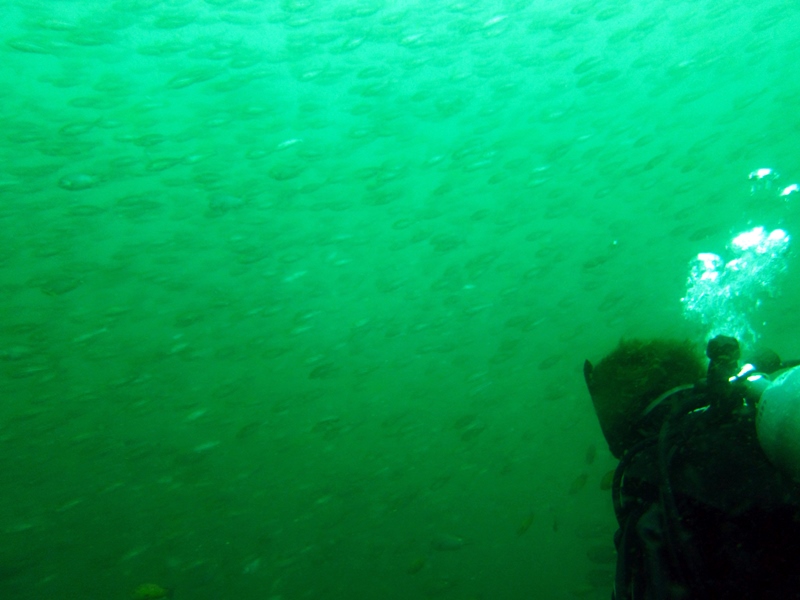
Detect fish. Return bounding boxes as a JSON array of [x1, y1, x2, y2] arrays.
[[516, 511, 534, 536], [569, 473, 590, 494], [406, 556, 426, 574], [585, 443, 597, 465], [431, 533, 466, 551], [600, 469, 616, 490]]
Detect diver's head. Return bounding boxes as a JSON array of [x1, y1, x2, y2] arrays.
[[585, 338, 705, 458]]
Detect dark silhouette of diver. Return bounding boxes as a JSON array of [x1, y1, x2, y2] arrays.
[[585, 335, 800, 599]]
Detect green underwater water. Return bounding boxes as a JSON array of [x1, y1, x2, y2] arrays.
[[1, 0, 800, 598]]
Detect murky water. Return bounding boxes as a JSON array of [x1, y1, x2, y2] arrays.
[[1, 1, 799, 598]]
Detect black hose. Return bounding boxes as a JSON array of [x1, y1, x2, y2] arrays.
[[781, 358, 800, 369], [657, 397, 707, 597], [612, 436, 657, 523]]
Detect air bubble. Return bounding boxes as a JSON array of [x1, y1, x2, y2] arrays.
[[682, 226, 790, 343]]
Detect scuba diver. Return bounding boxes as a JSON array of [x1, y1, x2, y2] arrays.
[[585, 335, 800, 599]]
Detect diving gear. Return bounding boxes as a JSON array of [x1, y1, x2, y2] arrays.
[[592, 336, 800, 599], [757, 365, 800, 483], [706, 335, 741, 418], [585, 338, 705, 458]]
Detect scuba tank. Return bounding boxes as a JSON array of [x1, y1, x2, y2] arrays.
[[756, 364, 800, 483]]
